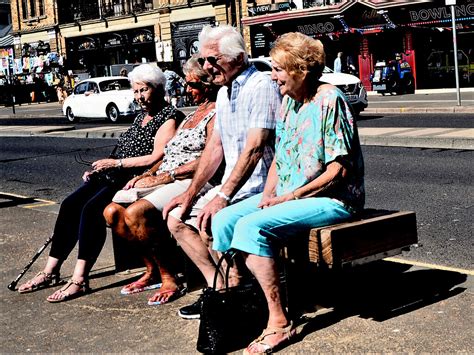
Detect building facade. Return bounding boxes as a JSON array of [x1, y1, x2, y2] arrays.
[[242, 0, 474, 89], [9, 0, 229, 78]]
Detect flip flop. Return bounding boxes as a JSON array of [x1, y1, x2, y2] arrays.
[[120, 280, 162, 295], [147, 286, 187, 306]]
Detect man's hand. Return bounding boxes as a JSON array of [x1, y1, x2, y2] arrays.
[[163, 191, 194, 220], [196, 196, 228, 234], [257, 193, 293, 209]]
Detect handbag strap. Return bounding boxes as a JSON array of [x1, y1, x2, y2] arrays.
[[212, 249, 237, 292]]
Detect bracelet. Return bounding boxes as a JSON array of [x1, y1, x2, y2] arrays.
[[116, 159, 123, 168], [168, 169, 176, 181], [292, 191, 299, 200], [216, 191, 231, 202]]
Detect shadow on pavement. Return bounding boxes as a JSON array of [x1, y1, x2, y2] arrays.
[[286, 260, 467, 341]]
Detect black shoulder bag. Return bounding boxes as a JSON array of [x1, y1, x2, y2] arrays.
[[197, 250, 268, 354]]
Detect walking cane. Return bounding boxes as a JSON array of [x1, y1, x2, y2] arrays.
[[7, 235, 53, 291]]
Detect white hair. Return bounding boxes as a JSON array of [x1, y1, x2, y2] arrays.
[[198, 25, 248, 64], [128, 64, 166, 92]]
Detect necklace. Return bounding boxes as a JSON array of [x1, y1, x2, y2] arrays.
[[184, 101, 213, 128]]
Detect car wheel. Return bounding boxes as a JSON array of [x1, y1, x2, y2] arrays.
[[65, 107, 78, 123], [106, 104, 120, 123]]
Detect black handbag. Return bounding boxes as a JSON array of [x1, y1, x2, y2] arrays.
[[197, 250, 268, 354]]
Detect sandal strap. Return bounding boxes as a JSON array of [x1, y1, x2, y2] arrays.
[[256, 321, 294, 342], [28, 271, 59, 286], [60, 278, 89, 293]]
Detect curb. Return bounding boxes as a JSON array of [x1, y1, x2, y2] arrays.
[[360, 136, 474, 150], [363, 106, 474, 114], [1, 128, 472, 150]]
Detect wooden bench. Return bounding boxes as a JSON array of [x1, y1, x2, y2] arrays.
[[283, 209, 418, 269]]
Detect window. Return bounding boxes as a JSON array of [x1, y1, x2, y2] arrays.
[[74, 82, 89, 95], [21, 0, 28, 19], [100, 79, 131, 92], [39, 0, 45, 16], [29, 0, 36, 17]]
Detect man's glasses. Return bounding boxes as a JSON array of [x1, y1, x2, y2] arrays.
[[197, 55, 222, 67], [186, 81, 204, 90]]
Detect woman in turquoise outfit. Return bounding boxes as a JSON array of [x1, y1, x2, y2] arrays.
[[211, 32, 365, 354]]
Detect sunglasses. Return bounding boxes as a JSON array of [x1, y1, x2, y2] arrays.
[[197, 55, 223, 67], [186, 81, 204, 90]]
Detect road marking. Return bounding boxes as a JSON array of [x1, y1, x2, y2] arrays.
[[23, 201, 57, 208], [385, 257, 474, 275], [0, 192, 57, 209]]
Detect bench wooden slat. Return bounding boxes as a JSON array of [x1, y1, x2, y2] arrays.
[[284, 210, 418, 268], [309, 210, 417, 266]]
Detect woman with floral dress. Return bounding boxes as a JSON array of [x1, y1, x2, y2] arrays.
[[210, 32, 365, 354]]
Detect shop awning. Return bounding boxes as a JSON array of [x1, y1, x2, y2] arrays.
[[0, 24, 13, 48], [0, 34, 13, 47]]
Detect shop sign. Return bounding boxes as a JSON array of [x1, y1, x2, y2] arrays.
[[297, 21, 336, 35], [104, 34, 124, 48], [171, 18, 214, 62], [409, 3, 473, 21], [248, 2, 291, 16]]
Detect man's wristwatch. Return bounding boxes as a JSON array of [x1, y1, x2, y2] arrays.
[[216, 191, 231, 202]]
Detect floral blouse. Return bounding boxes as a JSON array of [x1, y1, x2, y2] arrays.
[[275, 87, 365, 213], [159, 109, 216, 172]]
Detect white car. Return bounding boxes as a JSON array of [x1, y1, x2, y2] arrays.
[[62, 76, 140, 123], [250, 57, 368, 115]]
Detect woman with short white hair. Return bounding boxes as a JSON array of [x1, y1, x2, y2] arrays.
[[18, 64, 184, 303]]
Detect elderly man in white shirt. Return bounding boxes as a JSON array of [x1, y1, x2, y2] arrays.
[[163, 24, 281, 320]]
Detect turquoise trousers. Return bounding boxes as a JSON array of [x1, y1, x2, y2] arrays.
[[212, 193, 352, 258]]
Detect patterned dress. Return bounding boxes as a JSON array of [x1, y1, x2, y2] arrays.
[[276, 86, 365, 212]]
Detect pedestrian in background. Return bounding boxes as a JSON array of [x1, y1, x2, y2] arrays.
[[334, 51, 343, 73]]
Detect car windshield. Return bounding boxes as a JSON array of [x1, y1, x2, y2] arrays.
[[99, 79, 131, 92]]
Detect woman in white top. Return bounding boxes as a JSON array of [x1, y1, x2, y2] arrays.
[[104, 55, 220, 305]]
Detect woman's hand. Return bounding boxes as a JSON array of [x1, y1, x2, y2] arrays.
[[134, 172, 171, 188], [92, 158, 118, 171], [82, 171, 93, 182], [124, 176, 142, 190], [258, 193, 294, 209]]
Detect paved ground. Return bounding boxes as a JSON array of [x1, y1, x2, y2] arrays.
[[1, 89, 473, 353], [1, 193, 472, 353]]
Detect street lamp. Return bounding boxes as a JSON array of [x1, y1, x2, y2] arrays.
[[446, 0, 461, 106]]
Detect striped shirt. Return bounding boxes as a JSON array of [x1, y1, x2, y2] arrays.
[[215, 65, 281, 201]]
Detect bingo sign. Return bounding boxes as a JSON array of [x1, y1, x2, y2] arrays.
[[250, 18, 341, 57]]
